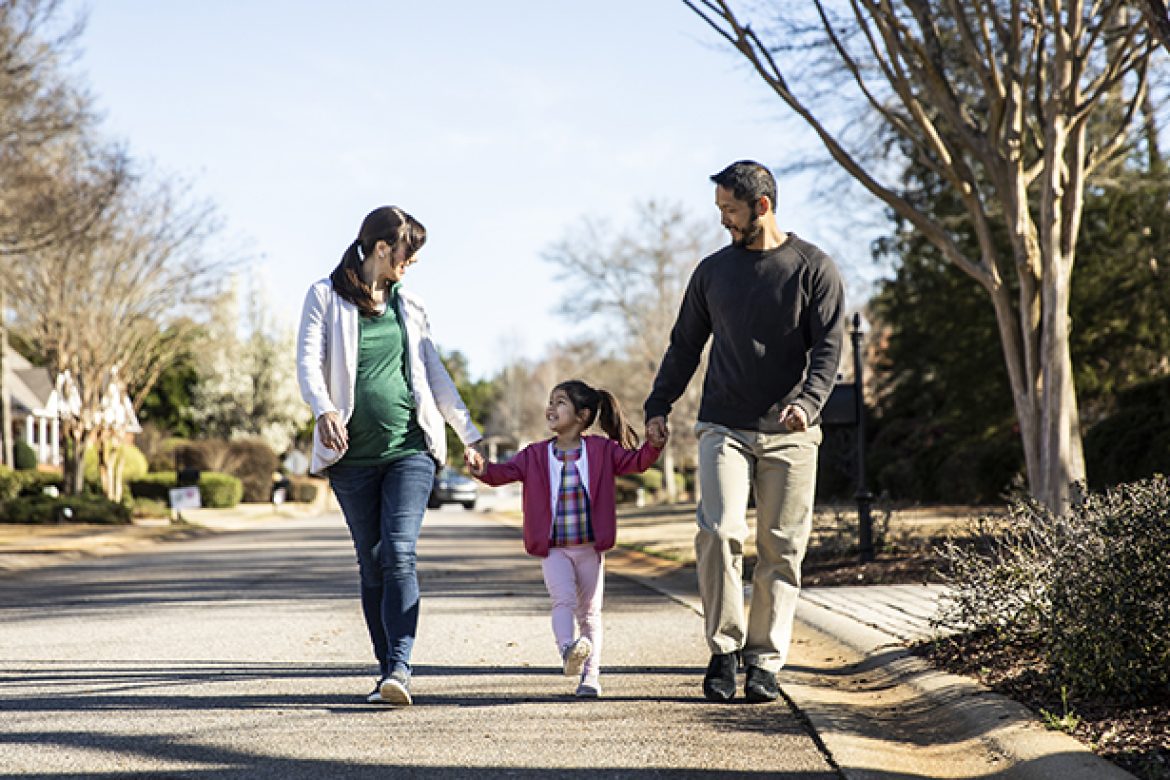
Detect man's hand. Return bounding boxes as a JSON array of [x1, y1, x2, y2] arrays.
[[777, 404, 808, 432], [317, 411, 348, 451], [646, 416, 670, 448]]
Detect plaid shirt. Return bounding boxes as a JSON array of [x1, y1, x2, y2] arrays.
[[551, 446, 593, 547]]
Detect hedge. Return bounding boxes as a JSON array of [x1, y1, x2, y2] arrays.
[[0, 466, 64, 502], [0, 493, 131, 525], [128, 471, 243, 508], [937, 475, 1170, 703], [170, 438, 278, 503], [0, 466, 20, 502]]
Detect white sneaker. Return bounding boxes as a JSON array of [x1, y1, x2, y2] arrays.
[[561, 637, 592, 677], [576, 674, 601, 698], [366, 681, 385, 704], [378, 670, 412, 706]]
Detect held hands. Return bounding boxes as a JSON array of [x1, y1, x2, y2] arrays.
[[645, 416, 670, 449], [317, 411, 348, 451], [777, 404, 809, 432], [464, 444, 486, 477]]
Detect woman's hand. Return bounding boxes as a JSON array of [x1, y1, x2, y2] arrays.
[[464, 445, 486, 476], [317, 411, 348, 451]]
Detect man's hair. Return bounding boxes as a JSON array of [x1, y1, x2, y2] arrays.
[[710, 160, 777, 212]]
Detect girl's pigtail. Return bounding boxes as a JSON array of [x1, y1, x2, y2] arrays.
[[597, 389, 640, 450]]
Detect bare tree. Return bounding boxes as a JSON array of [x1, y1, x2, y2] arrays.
[[1, 0, 127, 468], [684, 0, 1163, 512], [9, 176, 224, 495], [0, 0, 126, 256], [544, 201, 719, 502], [1143, 0, 1170, 53]]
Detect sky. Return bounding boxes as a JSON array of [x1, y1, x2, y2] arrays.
[[70, 1, 887, 380]]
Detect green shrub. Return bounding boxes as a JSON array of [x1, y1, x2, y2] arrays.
[[1045, 478, 1170, 702], [128, 470, 241, 508], [1, 494, 132, 525], [199, 472, 243, 508], [83, 443, 150, 489], [0, 466, 21, 502], [15, 470, 64, 497], [937, 476, 1170, 703], [13, 440, 38, 471], [131, 497, 171, 520], [0, 467, 59, 501], [128, 472, 178, 501], [639, 469, 664, 492], [170, 438, 278, 502]]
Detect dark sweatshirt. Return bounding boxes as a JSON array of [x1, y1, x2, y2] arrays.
[[644, 234, 845, 433]]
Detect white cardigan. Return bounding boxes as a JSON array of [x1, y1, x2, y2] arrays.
[[296, 278, 481, 475]]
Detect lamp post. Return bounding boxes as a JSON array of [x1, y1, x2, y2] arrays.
[[851, 313, 875, 563]]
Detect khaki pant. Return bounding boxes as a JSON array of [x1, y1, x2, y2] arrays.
[[694, 421, 821, 672]]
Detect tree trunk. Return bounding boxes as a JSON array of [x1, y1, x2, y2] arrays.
[[63, 433, 88, 496], [1037, 264, 1085, 510]]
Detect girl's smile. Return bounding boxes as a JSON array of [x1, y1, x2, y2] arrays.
[[546, 389, 586, 437]]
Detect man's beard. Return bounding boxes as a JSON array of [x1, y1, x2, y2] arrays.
[[731, 213, 764, 248]]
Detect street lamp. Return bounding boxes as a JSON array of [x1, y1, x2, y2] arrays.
[[851, 313, 875, 563]]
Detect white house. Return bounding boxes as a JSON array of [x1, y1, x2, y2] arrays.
[[4, 345, 59, 465], [4, 346, 141, 467]]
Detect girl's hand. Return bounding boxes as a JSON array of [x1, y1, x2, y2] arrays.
[[317, 411, 348, 451], [464, 447, 486, 476]]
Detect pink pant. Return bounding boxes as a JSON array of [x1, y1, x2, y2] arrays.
[[541, 545, 604, 678]]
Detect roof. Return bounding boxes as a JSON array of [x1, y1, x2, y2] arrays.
[[4, 347, 53, 417]]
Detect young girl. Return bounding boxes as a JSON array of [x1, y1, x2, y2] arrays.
[[466, 380, 667, 697]]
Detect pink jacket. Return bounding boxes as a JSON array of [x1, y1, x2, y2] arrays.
[[476, 435, 662, 557]]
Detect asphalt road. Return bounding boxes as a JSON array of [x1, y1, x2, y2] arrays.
[[0, 507, 837, 779]]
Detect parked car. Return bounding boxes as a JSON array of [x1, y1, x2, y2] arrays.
[[428, 466, 478, 510]]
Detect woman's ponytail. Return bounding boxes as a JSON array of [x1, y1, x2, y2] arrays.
[[329, 206, 425, 317]]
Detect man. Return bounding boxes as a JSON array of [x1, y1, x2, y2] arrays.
[[644, 160, 844, 703]]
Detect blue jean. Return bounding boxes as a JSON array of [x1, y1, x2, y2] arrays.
[[328, 453, 436, 677]]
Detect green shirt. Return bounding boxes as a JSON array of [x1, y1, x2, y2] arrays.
[[339, 287, 427, 466]]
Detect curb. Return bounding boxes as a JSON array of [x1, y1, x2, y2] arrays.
[[0, 503, 327, 578], [594, 518, 1135, 780], [792, 599, 1137, 780], [0, 523, 219, 577]]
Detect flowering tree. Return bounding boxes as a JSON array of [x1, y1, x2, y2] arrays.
[[191, 276, 309, 455]]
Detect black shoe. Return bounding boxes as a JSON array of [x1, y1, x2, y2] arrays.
[[702, 652, 738, 702], [744, 664, 779, 703]]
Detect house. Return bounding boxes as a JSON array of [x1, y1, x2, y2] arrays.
[[3, 346, 141, 468], [4, 345, 59, 466]]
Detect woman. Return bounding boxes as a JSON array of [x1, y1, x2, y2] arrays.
[[297, 205, 482, 706]]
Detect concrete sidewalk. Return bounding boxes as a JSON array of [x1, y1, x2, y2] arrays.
[[0, 494, 1136, 779], [595, 506, 1135, 780]]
